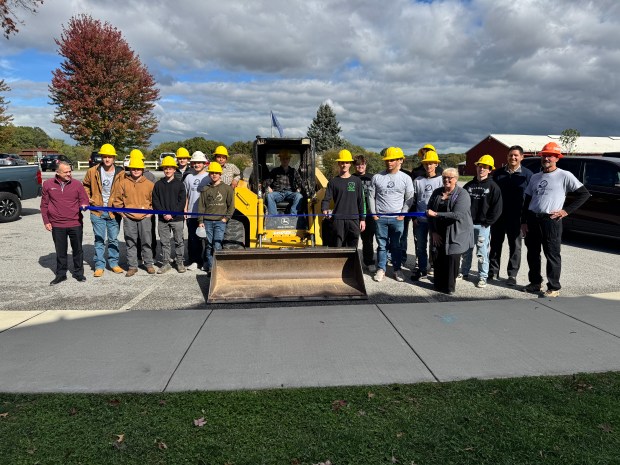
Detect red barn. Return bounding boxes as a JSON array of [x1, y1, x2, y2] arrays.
[[464, 134, 620, 175]]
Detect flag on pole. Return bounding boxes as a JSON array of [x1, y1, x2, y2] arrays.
[[271, 111, 284, 138]]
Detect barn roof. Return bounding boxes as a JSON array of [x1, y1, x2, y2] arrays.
[[478, 134, 620, 154]]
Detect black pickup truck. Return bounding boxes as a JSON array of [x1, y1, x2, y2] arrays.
[[0, 165, 42, 222]]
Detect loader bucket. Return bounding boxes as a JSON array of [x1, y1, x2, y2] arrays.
[[207, 248, 368, 303]]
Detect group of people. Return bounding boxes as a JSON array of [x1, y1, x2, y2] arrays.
[[319, 142, 591, 298], [41, 140, 591, 298], [41, 144, 238, 284]]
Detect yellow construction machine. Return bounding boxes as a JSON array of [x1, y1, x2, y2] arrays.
[[207, 136, 367, 303]]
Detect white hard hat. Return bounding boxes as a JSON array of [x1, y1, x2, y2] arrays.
[[190, 151, 208, 163]]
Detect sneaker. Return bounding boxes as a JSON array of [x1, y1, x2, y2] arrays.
[[506, 277, 517, 286], [93, 269, 104, 278], [457, 273, 468, 280], [394, 270, 405, 282], [543, 289, 560, 298], [157, 264, 172, 274], [146, 266, 157, 275], [427, 267, 434, 277], [126, 268, 138, 277], [185, 262, 197, 271], [367, 264, 377, 273], [111, 266, 124, 274], [525, 282, 543, 293], [176, 262, 186, 273], [477, 279, 487, 288], [373, 269, 385, 282], [487, 273, 495, 281]]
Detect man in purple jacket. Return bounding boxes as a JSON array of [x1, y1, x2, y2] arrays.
[[40, 161, 90, 285]]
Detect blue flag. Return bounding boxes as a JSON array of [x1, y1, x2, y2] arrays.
[[271, 111, 284, 138]]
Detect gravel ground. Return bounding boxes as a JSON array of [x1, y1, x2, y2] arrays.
[[3, 175, 619, 311]]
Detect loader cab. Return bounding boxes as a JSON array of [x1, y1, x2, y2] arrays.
[[250, 137, 316, 199], [251, 137, 317, 230]]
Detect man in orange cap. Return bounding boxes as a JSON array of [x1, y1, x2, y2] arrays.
[[520, 142, 591, 297]]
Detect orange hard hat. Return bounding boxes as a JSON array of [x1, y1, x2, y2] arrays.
[[539, 142, 563, 158]]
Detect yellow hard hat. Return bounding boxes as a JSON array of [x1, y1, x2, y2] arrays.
[[160, 156, 178, 168], [475, 154, 496, 170], [207, 161, 223, 174], [336, 149, 354, 162], [176, 147, 190, 159], [382, 146, 404, 161], [417, 143, 436, 158], [421, 150, 440, 164], [127, 153, 145, 170], [129, 149, 145, 161], [98, 143, 117, 157], [213, 145, 229, 157]]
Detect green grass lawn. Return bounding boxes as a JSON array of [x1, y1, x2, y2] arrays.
[[2, 372, 619, 465]]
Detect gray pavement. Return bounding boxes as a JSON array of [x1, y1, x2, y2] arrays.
[[1, 292, 619, 393]]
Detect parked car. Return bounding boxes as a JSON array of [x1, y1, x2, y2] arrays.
[[0, 153, 28, 166], [88, 151, 102, 168], [40, 154, 73, 172], [0, 164, 42, 222], [521, 156, 620, 238]]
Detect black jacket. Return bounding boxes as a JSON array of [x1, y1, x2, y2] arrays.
[[492, 165, 533, 220], [152, 177, 187, 222]]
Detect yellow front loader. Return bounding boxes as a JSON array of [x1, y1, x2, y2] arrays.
[[207, 137, 367, 303]]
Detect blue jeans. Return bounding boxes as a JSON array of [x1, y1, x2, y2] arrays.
[[266, 190, 303, 215], [413, 220, 430, 273], [91, 212, 121, 270], [375, 217, 405, 272], [203, 220, 226, 272], [461, 224, 491, 279]]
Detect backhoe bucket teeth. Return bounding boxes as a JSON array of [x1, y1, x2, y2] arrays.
[[207, 248, 367, 303]]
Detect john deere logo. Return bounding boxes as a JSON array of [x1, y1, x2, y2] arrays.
[[280, 217, 290, 226]]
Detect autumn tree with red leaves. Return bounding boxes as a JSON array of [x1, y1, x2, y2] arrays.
[[1, 0, 43, 38], [49, 14, 160, 150]]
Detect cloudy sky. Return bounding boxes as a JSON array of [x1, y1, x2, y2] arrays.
[[2, 0, 620, 153]]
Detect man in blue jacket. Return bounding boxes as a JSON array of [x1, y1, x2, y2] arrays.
[[489, 145, 533, 286]]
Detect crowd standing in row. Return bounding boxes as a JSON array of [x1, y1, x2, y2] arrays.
[[40, 141, 590, 298]]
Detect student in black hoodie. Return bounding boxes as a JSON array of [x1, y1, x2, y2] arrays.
[[460, 154, 502, 288], [152, 156, 187, 273]]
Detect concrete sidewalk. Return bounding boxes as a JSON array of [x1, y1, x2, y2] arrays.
[[1, 292, 619, 393]]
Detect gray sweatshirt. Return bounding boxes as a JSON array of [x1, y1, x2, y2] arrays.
[[368, 170, 414, 215]]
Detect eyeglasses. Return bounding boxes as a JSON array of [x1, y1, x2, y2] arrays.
[[442, 176, 455, 181]]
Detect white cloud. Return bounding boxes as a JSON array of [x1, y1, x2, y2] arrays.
[[2, 0, 620, 153]]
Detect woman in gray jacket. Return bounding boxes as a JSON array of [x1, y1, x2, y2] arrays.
[[426, 168, 474, 294]]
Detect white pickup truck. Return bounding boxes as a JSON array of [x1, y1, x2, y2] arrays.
[[0, 165, 42, 222]]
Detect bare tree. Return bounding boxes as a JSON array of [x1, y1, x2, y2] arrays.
[[1, 0, 44, 38]]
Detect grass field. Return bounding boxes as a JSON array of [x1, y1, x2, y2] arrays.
[[2, 372, 619, 465]]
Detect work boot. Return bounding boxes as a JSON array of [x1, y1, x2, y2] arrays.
[[176, 261, 186, 273], [93, 269, 104, 278], [157, 264, 172, 274], [111, 266, 124, 274], [125, 268, 138, 277], [524, 282, 543, 293], [146, 266, 156, 275]]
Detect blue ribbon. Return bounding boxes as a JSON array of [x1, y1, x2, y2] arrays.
[[82, 205, 427, 219]]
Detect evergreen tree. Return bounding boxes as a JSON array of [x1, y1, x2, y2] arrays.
[[49, 14, 160, 151], [307, 103, 344, 153], [0, 79, 12, 126]]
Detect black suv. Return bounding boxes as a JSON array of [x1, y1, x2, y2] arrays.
[[40, 154, 73, 172], [88, 151, 102, 168], [521, 156, 620, 238]]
